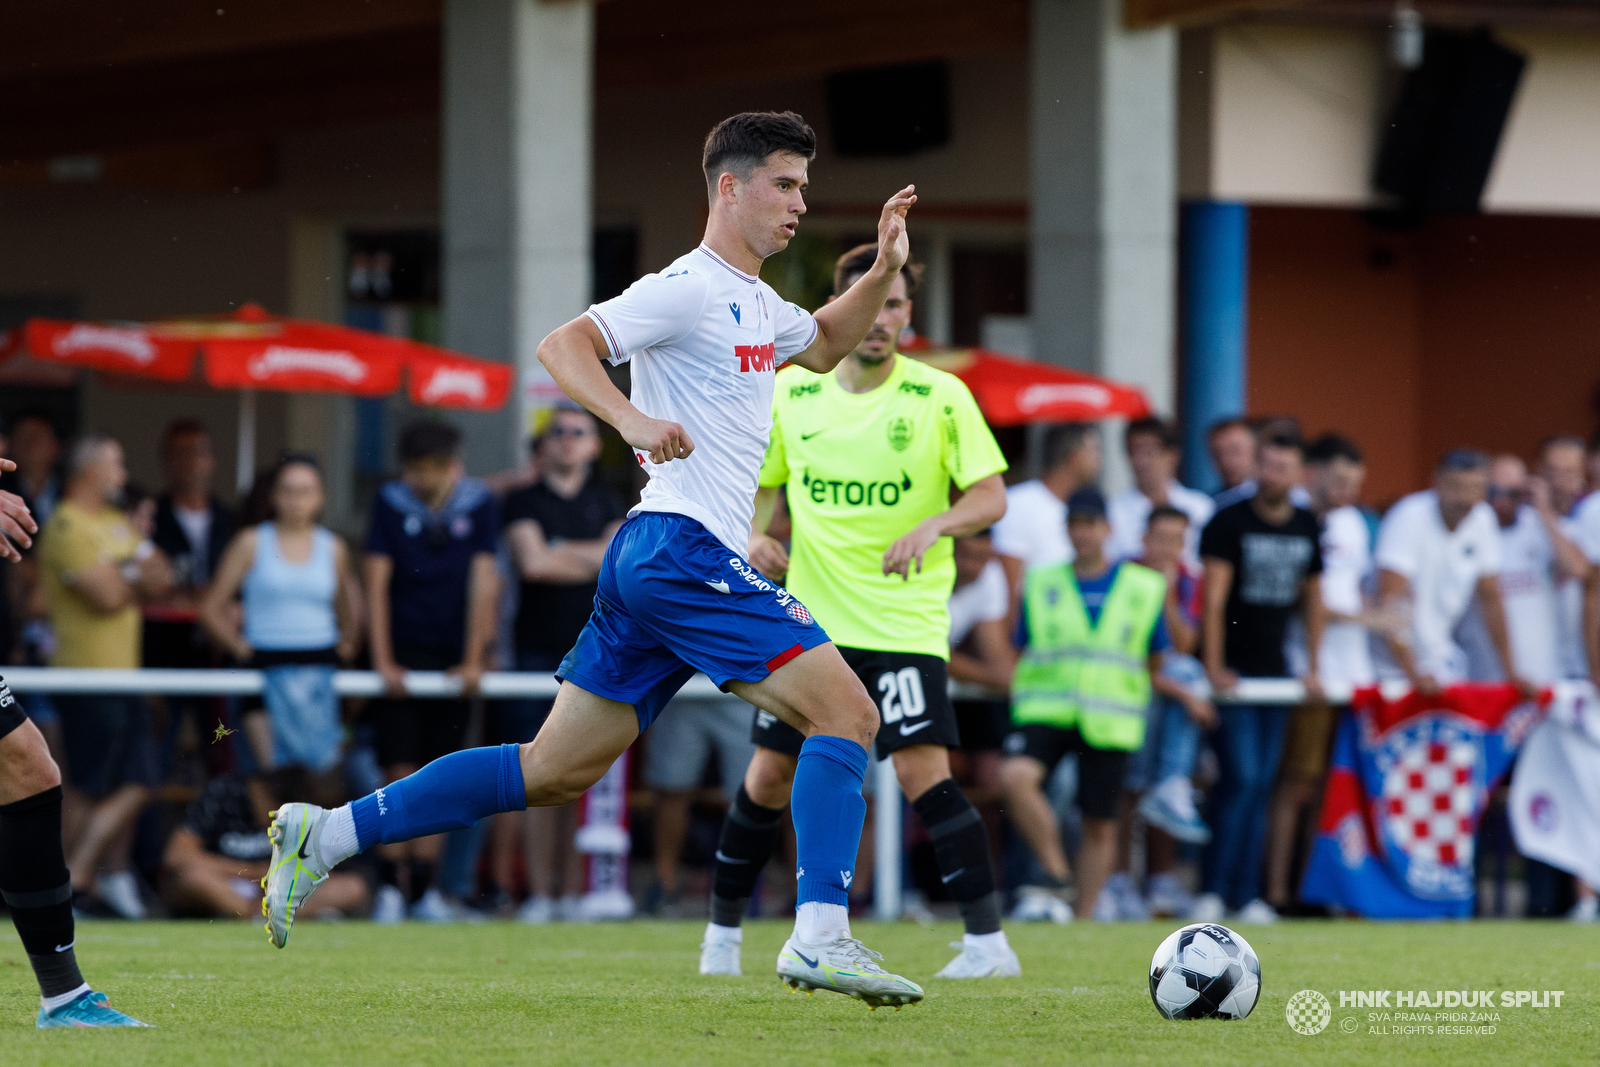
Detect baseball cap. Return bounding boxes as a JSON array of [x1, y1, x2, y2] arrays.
[[1066, 486, 1107, 522]]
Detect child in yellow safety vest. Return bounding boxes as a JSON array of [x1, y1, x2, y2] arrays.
[[999, 487, 1207, 924]]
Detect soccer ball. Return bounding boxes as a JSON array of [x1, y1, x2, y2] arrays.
[[1148, 923, 1261, 1020]]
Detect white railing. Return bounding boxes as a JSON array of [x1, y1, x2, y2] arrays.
[[4, 668, 1565, 921]]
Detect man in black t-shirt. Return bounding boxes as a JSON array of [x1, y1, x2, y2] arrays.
[[162, 769, 367, 920], [1195, 432, 1325, 925], [493, 407, 624, 920]]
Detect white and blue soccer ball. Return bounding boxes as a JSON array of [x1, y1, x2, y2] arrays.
[[1149, 923, 1261, 1020]]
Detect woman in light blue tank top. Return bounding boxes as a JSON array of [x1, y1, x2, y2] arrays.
[[203, 456, 362, 772]]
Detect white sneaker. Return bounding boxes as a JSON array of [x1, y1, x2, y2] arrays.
[[95, 871, 146, 921], [574, 889, 634, 921], [699, 925, 742, 976], [1190, 891, 1226, 923], [410, 887, 459, 923], [1010, 885, 1074, 924], [1102, 872, 1149, 921], [1146, 873, 1195, 918], [933, 934, 1021, 978], [1138, 776, 1212, 845], [1090, 887, 1120, 923], [900, 889, 937, 925], [262, 803, 333, 947], [557, 894, 584, 922], [1568, 895, 1599, 923], [776, 935, 924, 1008], [1235, 898, 1279, 925], [517, 894, 555, 925], [371, 884, 407, 925]]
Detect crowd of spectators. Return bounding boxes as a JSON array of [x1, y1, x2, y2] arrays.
[[2, 403, 1598, 926]]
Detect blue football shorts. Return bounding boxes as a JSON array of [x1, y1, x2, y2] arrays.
[[556, 512, 832, 731]]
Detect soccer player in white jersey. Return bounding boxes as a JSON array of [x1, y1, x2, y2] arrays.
[[261, 112, 924, 1008]]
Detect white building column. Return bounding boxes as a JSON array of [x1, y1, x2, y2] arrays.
[[442, 0, 593, 474], [1030, 0, 1176, 492]]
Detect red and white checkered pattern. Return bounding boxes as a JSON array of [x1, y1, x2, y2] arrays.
[[1381, 737, 1477, 867]]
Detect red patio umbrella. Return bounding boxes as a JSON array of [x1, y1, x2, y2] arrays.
[[906, 346, 1150, 426], [1, 303, 514, 489]]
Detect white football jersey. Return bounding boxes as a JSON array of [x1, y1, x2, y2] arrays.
[[586, 244, 818, 554]]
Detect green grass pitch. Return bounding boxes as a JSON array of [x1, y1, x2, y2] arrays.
[[1, 919, 1593, 1066]]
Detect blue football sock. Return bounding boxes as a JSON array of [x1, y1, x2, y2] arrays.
[[351, 743, 526, 852], [790, 735, 868, 908]]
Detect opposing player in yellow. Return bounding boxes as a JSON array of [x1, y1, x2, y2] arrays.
[[700, 244, 1016, 979]]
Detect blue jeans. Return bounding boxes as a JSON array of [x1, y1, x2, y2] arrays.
[[1202, 702, 1289, 909], [264, 664, 341, 772], [1128, 653, 1205, 790]]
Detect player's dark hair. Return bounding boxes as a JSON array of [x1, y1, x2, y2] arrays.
[[1043, 423, 1095, 471], [11, 407, 59, 438], [831, 242, 923, 297], [1147, 504, 1189, 527], [273, 451, 322, 482], [1206, 416, 1251, 442], [1252, 414, 1303, 440], [1306, 433, 1363, 466], [398, 419, 461, 463], [161, 418, 208, 454], [1437, 447, 1489, 473], [1261, 432, 1306, 459], [702, 112, 817, 193], [1126, 416, 1178, 452]]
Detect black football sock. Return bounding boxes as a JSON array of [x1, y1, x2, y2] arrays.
[[378, 859, 401, 887], [912, 778, 1003, 936], [408, 860, 436, 904], [0, 787, 88, 1000], [709, 784, 785, 928]]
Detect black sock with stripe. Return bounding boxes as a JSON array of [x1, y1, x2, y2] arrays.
[[912, 777, 1003, 935], [0, 787, 87, 999], [709, 785, 786, 928]]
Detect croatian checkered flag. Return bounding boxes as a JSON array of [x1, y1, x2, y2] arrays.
[[1300, 684, 1545, 918]]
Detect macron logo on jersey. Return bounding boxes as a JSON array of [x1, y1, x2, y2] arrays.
[[729, 302, 741, 324], [736, 342, 776, 373]]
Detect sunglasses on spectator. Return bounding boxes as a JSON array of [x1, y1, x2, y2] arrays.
[[544, 425, 595, 439], [1487, 486, 1527, 499]]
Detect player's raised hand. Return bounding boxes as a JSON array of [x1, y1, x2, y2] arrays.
[[876, 185, 916, 273], [620, 411, 695, 465]]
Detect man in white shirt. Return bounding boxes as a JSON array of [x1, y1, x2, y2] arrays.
[[1551, 435, 1600, 682], [992, 423, 1100, 597], [1374, 449, 1531, 695], [262, 112, 928, 1007], [1105, 417, 1213, 566], [1458, 455, 1589, 685]]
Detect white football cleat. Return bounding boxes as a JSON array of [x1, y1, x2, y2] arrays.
[[776, 935, 924, 1009], [933, 935, 1022, 979], [1010, 885, 1074, 924], [699, 925, 742, 976], [261, 803, 333, 948]]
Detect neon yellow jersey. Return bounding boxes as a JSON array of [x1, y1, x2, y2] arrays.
[[760, 354, 1007, 658]]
